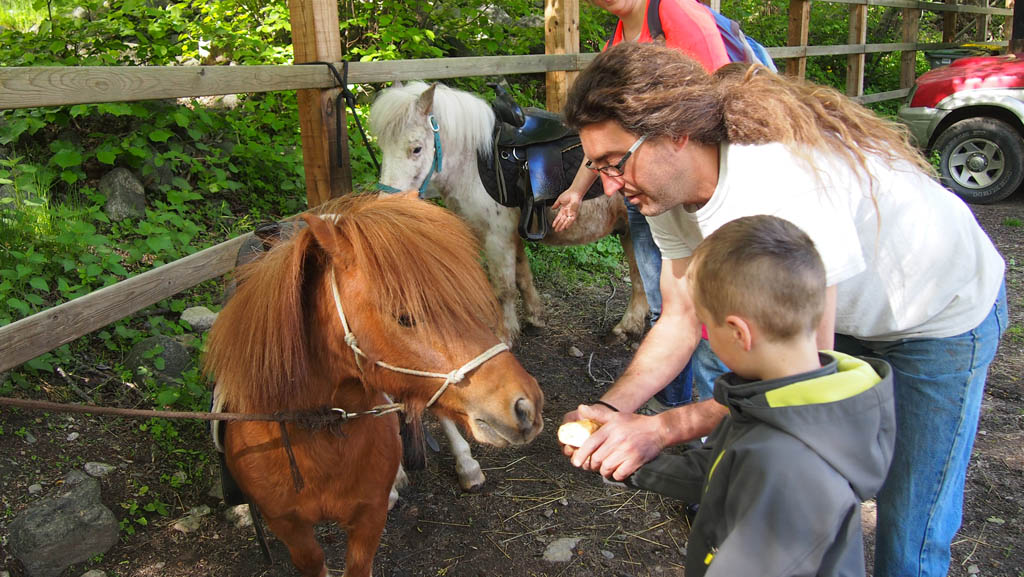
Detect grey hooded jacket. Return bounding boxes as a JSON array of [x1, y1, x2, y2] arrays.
[[629, 351, 895, 577]]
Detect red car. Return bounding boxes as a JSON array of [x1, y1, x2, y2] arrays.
[[898, 53, 1024, 203]]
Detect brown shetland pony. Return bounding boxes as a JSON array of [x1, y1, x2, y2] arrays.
[[204, 193, 544, 577]]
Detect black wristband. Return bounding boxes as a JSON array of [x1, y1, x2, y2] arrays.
[[592, 400, 620, 412]]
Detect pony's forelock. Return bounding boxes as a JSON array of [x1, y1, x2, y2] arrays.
[[318, 194, 502, 344]]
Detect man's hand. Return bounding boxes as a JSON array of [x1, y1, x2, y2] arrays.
[[562, 404, 668, 481], [551, 188, 585, 232]]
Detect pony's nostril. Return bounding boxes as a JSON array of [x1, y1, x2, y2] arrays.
[[515, 398, 534, 432]]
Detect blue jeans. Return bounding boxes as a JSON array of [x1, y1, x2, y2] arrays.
[[835, 282, 1007, 577], [691, 338, 728, 402], [627, 202, 693, 406]]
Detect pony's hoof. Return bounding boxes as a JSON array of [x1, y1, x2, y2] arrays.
[[521, 323, 545, 337], [601, 330, 629, 346], [526, 316, 546, 329], [457, 464, 486, 492]]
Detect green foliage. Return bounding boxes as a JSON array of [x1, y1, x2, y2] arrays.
[[1003, 218, 1022, 228], [525, 236, 626, 287], [119, 483, 170, 536]]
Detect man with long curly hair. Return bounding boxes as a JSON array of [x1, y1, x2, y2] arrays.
[[560, 42, 1007, 577]]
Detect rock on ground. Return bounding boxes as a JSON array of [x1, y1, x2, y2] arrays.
[[7, 470, 118, 577], [99, 167, 146, 221]]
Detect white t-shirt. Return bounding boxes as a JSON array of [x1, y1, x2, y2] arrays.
[[648, 142, 1005, 340]]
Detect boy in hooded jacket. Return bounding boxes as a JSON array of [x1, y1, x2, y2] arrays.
[[626, 214, 896, 577]]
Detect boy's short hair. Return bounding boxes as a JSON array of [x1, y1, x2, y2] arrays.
[[687, 215, 826, 341]]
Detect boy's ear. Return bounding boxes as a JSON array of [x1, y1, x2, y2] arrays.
[[724, 315, 753, 352]]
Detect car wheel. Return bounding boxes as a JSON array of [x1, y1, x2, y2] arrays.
[[934, 117, 1024, 204]]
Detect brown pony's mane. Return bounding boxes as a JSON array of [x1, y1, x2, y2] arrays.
[[205, 193, 501, 413]]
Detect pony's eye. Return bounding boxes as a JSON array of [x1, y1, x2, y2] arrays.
[[412, 146, 422, 155], [397, 313, 415, 328]]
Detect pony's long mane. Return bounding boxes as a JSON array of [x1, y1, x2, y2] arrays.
[[370, 81, 494, 161], [205, 194, 502, 413]]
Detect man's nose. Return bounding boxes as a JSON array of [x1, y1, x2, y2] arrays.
[[600, 172, 624, 195]]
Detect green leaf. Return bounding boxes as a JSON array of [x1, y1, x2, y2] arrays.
[[172, 111, 190, 128], [146, 235, 173, 253], [51, 149, 83, 169], [98, 102, 133, 117], [156, 388, 179, 405], [29, 277, 49, 292], [7, 298, 29, 316], [96, 148, 118, 165], [26, 356, 53, 372], [148, 129, 174, 143], [60, 169, 80, 185]]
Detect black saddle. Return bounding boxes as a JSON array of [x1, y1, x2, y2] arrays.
[[479, 83, 602, 241]]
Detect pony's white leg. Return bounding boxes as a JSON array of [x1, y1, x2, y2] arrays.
[[514, 236, 545, 329], [610, 227, 649, 342], [481, 233, 521, 343], [440, 417, 485, 492], [388, 465, 408, 511]]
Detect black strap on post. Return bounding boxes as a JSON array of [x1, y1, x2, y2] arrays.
[[297, 61, 381, 174]]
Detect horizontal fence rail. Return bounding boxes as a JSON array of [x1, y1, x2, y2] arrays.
[[828, 0, 1010, 15], [0, 54, 598, 110], [0, 39, 1004, 111], [0, 234, 251, 373]]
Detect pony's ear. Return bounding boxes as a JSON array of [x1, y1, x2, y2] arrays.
[[301, 213, 352, 265], [416, 83, 437, 116], [393, 79, 404, 88]]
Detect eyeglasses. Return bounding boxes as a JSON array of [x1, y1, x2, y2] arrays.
[[585, 135, 647, 177]]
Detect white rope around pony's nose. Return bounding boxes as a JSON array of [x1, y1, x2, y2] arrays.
[[330, 267, 508, 409]]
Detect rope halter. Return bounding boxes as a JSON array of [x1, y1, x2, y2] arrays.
[[329, 267, 507, 409]]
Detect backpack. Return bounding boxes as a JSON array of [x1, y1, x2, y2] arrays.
[[609, 0, 778, 72]]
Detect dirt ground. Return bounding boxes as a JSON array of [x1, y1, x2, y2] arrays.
[[1, 194, 1022, 577]]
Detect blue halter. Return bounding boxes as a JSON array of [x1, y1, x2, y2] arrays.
[[376, 113, 442, 198]]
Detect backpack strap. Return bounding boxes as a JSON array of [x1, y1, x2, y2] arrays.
[[647, 0, 664, 40], [606, 0, 664, 48]]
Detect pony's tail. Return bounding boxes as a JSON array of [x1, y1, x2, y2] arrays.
[[400, 416, 427, 471]]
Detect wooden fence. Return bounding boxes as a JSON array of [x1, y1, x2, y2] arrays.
[[0, 0, 1016, 373]]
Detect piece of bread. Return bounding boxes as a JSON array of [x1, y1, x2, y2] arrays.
[[557, 419, 601, 447]]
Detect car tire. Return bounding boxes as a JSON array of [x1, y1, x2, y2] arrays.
[[934, 117, 1024, 204]]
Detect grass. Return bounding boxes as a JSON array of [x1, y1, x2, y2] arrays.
[[1003, 217, 1022, 227]]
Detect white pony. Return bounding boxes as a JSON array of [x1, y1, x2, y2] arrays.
[[370, 81, 647, 343], [370, 82, 648, 492]]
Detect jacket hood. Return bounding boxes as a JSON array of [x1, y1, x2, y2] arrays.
[[713, 351, 895, 499]]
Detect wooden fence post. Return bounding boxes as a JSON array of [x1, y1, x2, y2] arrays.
[[847, 3, 867, 97], [545, 0, 579, 113], [289, 0, 351, 207], [944, 0, 959, 42], [901, 6, 921, 89], [977, 0, 991, 41], [787, 0, 811, 79]]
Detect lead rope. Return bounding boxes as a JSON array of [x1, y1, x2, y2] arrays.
[[329, 267, 508, 409]]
